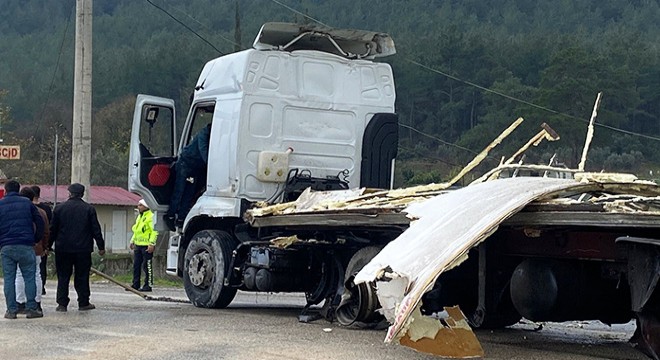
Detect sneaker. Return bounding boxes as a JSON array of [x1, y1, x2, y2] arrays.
[[4, 311, 17, 320], [125, 285, 139, 291], [55, 305, 67, 312], [138, 286, 152, 292], [26, 309, 43, 319], [78, 304, 96, 311], [16, 303, 26, 315], [36, 302, 42, 312]]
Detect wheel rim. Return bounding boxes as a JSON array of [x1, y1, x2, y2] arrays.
[[188, 251, 215, 288], [336, 279, 380, 326]]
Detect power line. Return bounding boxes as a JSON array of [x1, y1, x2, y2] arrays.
[[35, 4, 74, 139], [268, 0, 330, 27], [166, 3, 243, 49], [399, 123, 500, 162], [399, 123, 479, 156], [399, 145, 462, 167], [144, 0, 224, 55], [407, 59, 660, 142]]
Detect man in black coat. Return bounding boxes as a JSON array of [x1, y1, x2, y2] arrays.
[[49, 183, 105, 312]]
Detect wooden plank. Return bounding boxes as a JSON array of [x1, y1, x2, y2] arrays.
[[248, 212, 411, 228], [504, 211, 660, 228], [250, 204, 660, 229], [522, 203, 605, 212]]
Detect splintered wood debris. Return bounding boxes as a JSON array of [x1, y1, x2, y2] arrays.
[[244, 185, 449, 223], [245, 170, 660, 224]]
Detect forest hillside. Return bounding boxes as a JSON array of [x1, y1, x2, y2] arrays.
[[0, 0, 658, 186]]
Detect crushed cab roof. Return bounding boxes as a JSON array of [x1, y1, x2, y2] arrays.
[[253, 22, 396, 59]]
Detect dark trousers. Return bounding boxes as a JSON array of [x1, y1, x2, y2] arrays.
[[168, 161, 200, 221], [55, 251, 92, 307], [132, 246, 153, 288], [40, 254, 48, 288]]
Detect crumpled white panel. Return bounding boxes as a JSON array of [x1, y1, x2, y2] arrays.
[[354, 177, 582, 342]]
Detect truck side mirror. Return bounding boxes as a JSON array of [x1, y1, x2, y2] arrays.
[[145, 107, 159, 128]]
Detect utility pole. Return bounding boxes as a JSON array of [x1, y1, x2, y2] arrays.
[[234, 0, 242, 52], [71, 0, 92, 201]]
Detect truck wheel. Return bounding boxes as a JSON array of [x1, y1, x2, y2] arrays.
[[474, 283, 522, 329], [336, 246, 384, 326], [183, 230, 237, 308]]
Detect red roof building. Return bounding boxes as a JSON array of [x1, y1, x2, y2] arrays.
[[35, 185, 141, 206], [31, 185, 143, 253]]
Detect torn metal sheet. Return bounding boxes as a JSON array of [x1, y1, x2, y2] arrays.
[[253, 22, 396, 59], [399, 306, 484, 358], [354, 177, 586, 345]]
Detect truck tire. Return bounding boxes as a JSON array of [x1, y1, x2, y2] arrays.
[[475, 283, 522, 329], [183, 230, 237, 308], [336, 246, 384, 326]]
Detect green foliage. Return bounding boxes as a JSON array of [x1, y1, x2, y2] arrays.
[[0, 0, 659, 184]]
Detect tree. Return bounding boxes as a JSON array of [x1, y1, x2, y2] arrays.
[[91, 96, 136, 186]]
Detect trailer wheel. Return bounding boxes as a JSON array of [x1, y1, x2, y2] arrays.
[[183, 230, 237, 308], [476, 283, 522, 329], [336, 246, 384, 326]]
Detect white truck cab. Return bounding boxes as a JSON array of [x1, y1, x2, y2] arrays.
[[128, 23, 398, 308]]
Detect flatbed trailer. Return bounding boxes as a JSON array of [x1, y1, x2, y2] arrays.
[[244, 176, 660, 359]]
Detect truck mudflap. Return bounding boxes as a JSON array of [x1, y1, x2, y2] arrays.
[[166, 232, 181, 276], [617, 237, 660, 360], [354, 177, 585, 357]]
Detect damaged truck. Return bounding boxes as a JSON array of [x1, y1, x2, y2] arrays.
[[129, 23, 399, 316], [129, 22, 660, 359]]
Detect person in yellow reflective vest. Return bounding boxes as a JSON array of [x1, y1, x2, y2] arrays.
[[129, 199, 158, 292]]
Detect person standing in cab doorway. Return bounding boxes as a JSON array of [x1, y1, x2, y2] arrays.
[[130, 199, 157, 292]]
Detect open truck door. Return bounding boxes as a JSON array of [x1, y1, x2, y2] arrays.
[[128, 95, 178, 231]]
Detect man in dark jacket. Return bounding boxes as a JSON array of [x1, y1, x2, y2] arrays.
[[0, 180, 44, 319], [50, 183, 105, 312], [165, 122, 211, 230], [15, 187, 50, 313]]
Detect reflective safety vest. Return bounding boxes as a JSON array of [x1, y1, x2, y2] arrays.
[[131, 210, 158, 246]]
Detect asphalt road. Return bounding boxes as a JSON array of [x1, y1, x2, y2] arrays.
[[0, 280, 648, 360]]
